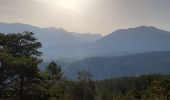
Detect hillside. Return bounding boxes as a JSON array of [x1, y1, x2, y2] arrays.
[[64, 51, 170, 80]]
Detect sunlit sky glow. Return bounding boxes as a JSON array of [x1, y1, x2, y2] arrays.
[[0, 0, 170, 35], [35, 0, 87, 11]]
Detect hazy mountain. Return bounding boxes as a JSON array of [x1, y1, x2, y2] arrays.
[[92, 26, 170, 56], [2, 22, 170, 80], [64, 51, 170, 80], [0, 22, 102, 59], [1, 22, 170, 61], [0, 23, 101, 45]]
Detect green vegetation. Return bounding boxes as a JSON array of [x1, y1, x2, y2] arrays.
[[95, 75, 170, 100], [0, 32, 170, 100]]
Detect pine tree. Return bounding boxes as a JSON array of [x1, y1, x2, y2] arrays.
[[0, 32, 42, 100]]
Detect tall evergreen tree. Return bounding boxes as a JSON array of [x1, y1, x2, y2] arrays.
[[77, 70, 95, 100], [0, 32, 42, 100], [37, 61, 64, 100]]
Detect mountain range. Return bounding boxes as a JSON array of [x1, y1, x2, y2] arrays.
[[1, 23, 170, 61], [0, 22, 101, 60], [1, 22, 170, 79]]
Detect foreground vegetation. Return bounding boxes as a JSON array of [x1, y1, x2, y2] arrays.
[[0, 32, 170, 100]]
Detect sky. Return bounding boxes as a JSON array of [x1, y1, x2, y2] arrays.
[[0, 0, 170, 35]]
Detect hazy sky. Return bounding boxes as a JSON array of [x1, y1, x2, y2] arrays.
[[0, 0, 170, 35]]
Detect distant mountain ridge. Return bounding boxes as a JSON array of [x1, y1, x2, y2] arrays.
[[0, 22, 102, 59], [0, 22, 102, 45], [1, 22, 170, 60], [93, 26, 170, 55]]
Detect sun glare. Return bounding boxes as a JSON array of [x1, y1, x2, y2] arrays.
[[57, 0, 85, 10], [35, 0, 87, 11]]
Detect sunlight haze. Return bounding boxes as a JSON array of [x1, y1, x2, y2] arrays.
[[0, 0, 170, 35]]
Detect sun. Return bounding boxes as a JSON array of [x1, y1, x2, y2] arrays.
[[57, 0, 85, 10], [35, 0, 86, 11]]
